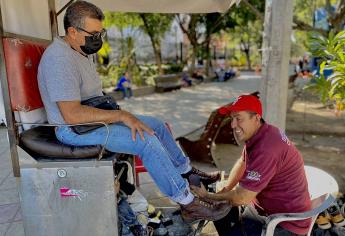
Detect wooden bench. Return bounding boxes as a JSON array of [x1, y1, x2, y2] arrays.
[[154, 74, 182, 92]]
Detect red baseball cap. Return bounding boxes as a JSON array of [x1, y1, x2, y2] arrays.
[[218, 95, 263, 116]]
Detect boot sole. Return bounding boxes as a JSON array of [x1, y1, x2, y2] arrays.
[[182, 206, 232, 223]]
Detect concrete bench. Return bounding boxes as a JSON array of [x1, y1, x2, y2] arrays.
[[154, 74, 182, 92]]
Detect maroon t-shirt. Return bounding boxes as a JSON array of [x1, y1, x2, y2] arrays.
[[239, 123, 311, 235]]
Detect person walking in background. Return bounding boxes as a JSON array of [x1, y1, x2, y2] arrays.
[[115, 71, 133, 99]]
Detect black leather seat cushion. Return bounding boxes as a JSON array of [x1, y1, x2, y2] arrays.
[[20, 126, 103, 159]]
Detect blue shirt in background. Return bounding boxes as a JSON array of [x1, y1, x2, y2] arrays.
[[116, 76, 130, 90]]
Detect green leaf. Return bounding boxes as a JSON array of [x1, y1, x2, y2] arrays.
[[319, 61, 326, 74]]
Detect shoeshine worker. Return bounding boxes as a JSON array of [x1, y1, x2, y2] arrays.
[[191, 93, 312, 236]]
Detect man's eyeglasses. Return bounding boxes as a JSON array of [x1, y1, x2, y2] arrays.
[[77, 27, 107, 40]]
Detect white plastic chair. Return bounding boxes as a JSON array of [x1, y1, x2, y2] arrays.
[[261, 166, 338, 236]]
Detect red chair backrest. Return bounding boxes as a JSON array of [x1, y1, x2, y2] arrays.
[[2, 38, 48, 112]]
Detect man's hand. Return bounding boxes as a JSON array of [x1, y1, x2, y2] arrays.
[[120, 110, 154, 141], [57, 101, 154, 141], [190, 183, 208, 198]]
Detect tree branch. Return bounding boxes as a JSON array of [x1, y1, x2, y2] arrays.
[[209, 13, 227, 34], [176, 14, 189, 36], [240, 0, 264, 22], [239, 0, 330, 35], [293, 16, 327, 36], [329, 0, 345, 32]]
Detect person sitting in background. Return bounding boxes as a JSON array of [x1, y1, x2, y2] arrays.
[[115, 71, 133, 99], [192, 68, 205, 83], [214, 67, 225, 82], [223, 67, 236, 81], [181, 70, 192, 87]]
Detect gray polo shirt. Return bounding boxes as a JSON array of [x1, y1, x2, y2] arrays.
[[38, 37, 102, 124]]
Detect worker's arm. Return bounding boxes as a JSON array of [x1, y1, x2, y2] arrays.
[[220, 157, 246, 192], [191, 184, 257, 206], [57, 101, 154, 140]]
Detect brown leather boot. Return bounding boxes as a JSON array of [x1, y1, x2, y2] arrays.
[[180, 196, 231, 223], [182, 167, 221, 186]]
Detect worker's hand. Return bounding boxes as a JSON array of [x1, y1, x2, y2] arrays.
[[190, 183, 208, 198], [120, 110, 154, 141], [217, 185, 231, 193]]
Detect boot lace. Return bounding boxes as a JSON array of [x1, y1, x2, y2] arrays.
[[191, 167, 218, 178], [198, 198, 216, 209]]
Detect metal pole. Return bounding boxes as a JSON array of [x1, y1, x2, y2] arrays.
[[48, 0, 58, 39], [180, 42, 183, 63], [57, 0, 74, 16], [260, 0, 293, 130], [174, 25, 178, 63], [213, 45, 216, 60], [0, 3, 20, 177]]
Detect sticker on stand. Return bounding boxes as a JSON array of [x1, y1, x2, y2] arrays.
[[60, 187, 87, 200]]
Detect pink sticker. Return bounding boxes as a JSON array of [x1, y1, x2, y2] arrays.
[[60, 187, 87, 200]]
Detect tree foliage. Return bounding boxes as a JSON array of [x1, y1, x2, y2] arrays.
[[176, 0, 264, 73], [103, 12, 142, 30], [244, 0, 343, 34], [307, 30, 345, 113], [139, 13, 174, 74], [103, 12, 173, 75]]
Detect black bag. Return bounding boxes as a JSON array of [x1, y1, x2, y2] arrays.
[[72, 95, 120, 135]]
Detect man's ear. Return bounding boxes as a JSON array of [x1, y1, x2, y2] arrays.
[[67, 27, 77, 39]]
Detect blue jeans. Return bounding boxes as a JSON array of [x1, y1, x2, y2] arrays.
[[118, 87, 133, 98], [55, 115, 191, 203]]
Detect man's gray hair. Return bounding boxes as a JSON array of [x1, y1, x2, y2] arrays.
[[63, 1, 104, 33]]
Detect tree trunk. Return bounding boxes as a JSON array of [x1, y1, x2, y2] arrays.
[[190, 44, 197, 73], [176, 14, 199, 74], [140, 14, 164, 75], [261, 0, 293, 130], [205, 39, 211, 77], [152, 41, 163, 75], [120, 29, 125, 60], [244, 48, 251, 70]]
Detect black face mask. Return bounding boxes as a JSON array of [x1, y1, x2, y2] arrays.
[[80, 35, 103, 55]]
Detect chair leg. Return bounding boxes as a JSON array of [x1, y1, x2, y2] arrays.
[[135, 172, 140, 187], [192, 220, 208, 236]]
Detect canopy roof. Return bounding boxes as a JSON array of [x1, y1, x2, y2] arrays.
[[90, 0, 239, 13]]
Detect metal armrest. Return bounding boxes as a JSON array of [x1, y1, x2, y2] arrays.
[[16, 122, 110, 160]]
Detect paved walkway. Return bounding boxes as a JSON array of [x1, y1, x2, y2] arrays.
[[0, 72, 260, 236]]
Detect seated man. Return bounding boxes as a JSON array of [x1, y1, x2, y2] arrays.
[[37, 1, 230, 222], [191, 94, 312, 235]]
